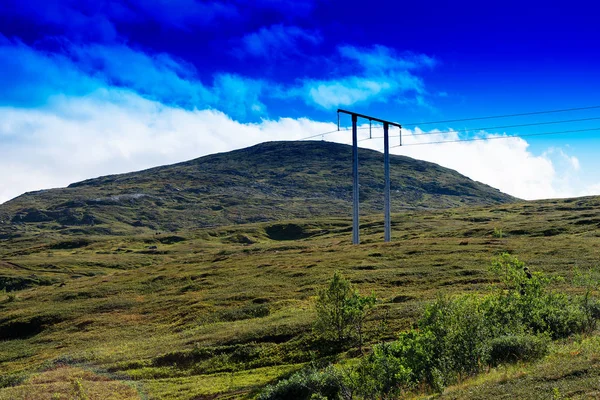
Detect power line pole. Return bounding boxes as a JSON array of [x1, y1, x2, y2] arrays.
[[384, 122, 391, 242], [337, 109, 402, 244], [352, 114, 360, 244]]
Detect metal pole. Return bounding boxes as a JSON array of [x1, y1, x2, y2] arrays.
[[384, 122, 391, 242], [337, 109, 400, 245], [352, 114, 359, 245]]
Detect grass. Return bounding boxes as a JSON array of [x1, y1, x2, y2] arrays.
[[1, 196, 600, 398]]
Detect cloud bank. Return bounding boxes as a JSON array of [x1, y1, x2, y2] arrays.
[[0, 90, 595, 204]]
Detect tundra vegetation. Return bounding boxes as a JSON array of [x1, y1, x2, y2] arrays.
[[259, 254, 600, 399], [1, 196, 600, 399]]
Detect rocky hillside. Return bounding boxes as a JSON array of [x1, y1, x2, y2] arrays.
[[0, 141, 516, 237]]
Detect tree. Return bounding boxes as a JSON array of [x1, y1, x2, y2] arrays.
[[315, 271, 376, 348]]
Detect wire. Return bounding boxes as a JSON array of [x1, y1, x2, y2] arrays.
[[345, 116, 600, 143], [298, 105, 600, 141], [298, 129, 346, 141], [402, 105, 600, 127], [410, 116, 600, 137], [298, 123, 386, 141], [390, 127, 600, 148]]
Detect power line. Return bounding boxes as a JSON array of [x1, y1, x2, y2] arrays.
[[402, 105, 600, 127], [411, 116, 600, 137], [361, 116, 600, 140], [298, 124, 387, 141], [390, 127, 600, 148], [298, 129, 346, 141], [299, 105, 600, 142]]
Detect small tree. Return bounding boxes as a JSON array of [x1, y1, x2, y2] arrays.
[[573, 267, 600, 333], [315, 271, 376, 348]]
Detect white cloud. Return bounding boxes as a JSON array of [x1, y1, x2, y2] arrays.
[[582, 183, 600, 196], [0, 91, 596, 204], [358, 127, 587, 200], [0, 89, 335, 203], [295, 45, 432, 110], [338, 45, 436, 72], [0, 39, 269, 119]]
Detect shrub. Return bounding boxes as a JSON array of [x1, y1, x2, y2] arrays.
[[265, 256, 600, 399], [347, 342, 414, 399], [573, 267, 600, 333], [486, 254, 590, 339], [532, 292, 587, 339], [488, 333, 549, 366], [346, 255, 596, 394], [314, 272, 376, 348], [257, 367, 341, 400], [417, 295, 493, 386]]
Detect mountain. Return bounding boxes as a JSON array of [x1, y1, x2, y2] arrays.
[[0, 141, 516, 237]]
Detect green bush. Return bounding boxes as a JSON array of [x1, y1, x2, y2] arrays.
[[533, 292, 587, 339], [314, 271, 375, 348], [573, 267, 600, 333], [488, 334, 549, 366], [350, 255, 597, 393], [264, 255, 600, 398], [348, 342, 414, 399], [484, 254, 590, 339], [257, 367, 341, 400], [418, 295, 492, 385]]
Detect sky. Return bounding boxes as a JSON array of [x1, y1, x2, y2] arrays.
[[1, 0, 600, 204]]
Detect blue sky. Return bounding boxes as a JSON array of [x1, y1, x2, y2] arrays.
[[1, 0, 600, 203]]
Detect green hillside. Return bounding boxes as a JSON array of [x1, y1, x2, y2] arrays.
[[1, 195, 600, 399], [0, 141, 515, 240]]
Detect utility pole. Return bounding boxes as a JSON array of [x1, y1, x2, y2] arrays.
[[337, 109, 402, 244], [352, 114, 360, 244], [384, 122, 391, 242]]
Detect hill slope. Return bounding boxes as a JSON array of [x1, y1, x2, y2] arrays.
[[0, 141, 515, 237], [1, 196, 600, 399]]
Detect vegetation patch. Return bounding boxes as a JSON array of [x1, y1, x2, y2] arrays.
[[391, 295, 414, 303], [1, 196, 600, 399], [259, 255, 600, 399], [0, 275, 56, 291], [49, 238, 92, 249], [0, 314, 64, 340], [488, 334, 549, 366], [225, 233, 256, 244], [156, 235, 187, 244], [265, 224, 310, 241], [217, 303, 271, 322]]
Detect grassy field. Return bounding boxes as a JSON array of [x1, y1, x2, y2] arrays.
[[1, 196, 600, 399]]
